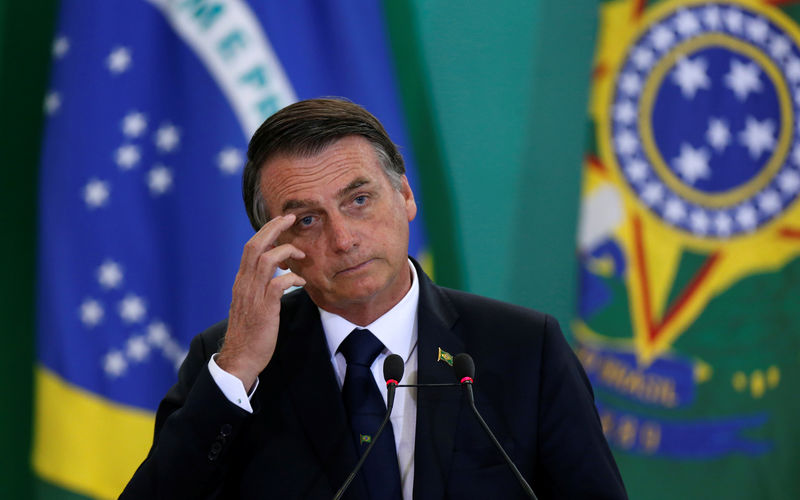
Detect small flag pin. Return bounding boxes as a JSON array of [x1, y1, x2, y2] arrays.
[[437, 347, 453, 366]]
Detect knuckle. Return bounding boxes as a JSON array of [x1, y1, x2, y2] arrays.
[[243, 240, 259, 253]]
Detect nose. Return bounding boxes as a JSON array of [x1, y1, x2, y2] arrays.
[[327, 212, 358, 253]]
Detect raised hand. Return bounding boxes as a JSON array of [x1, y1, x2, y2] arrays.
[[216, 214, 306, 391]]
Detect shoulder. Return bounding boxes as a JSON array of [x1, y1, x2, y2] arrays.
[[438, 285, 553, 334]]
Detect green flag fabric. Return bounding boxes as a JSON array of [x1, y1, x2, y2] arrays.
[[577, 1, 800, 498]]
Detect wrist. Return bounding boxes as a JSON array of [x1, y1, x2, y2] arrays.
[[216, 351, 259, 392]]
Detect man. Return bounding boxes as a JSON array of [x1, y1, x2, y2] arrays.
[[121, 98, 627, 499]]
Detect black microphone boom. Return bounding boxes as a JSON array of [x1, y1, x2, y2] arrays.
[[453, 353, 538, 500], [333, 354, 404, 500]]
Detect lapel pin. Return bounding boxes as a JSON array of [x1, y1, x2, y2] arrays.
[[359, 434, 372, 445], [437, 347, 454, 366]]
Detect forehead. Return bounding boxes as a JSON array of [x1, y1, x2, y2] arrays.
[[259, 136, 383, 212]]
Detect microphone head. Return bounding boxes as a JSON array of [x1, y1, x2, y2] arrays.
[[383, 354, 404, 383], [453, 353, 475, 381]]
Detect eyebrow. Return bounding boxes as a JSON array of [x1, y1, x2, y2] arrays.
[[281, 177, 371, 213], [338, 177, 370, 198]]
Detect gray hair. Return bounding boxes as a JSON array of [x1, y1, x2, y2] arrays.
[[242, 98, 405, 230]]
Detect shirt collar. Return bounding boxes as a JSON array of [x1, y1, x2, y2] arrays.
[[319, 259, 419, 362]]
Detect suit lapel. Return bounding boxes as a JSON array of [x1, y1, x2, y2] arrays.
[[277, 291, 367, 499], [413, 264, 465, 500]]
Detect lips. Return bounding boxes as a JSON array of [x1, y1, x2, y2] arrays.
[[335, 258, 374, 276]]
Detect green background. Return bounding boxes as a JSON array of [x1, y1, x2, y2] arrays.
[[0, 1, 597, 497]]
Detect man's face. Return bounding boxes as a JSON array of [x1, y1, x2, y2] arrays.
[[260, 135, 417, 320]]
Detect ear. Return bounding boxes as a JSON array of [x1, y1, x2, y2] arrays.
[[400, 175, 417, 222]]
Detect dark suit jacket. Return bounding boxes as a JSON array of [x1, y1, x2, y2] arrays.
[[121, 262, 626, 499]]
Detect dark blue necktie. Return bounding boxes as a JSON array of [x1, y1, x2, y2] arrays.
[[338, 328, 403, 500]]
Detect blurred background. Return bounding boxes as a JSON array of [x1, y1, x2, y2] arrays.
[[2, 0, 798, 498]]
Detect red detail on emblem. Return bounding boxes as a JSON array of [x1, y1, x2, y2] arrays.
[[632, 216, 657, 340], [591, 63, 607, 81], [632, 215, 721, 344], [632, 0, 646, 20], [778, 227, 800, 239], [659, 252, 720, 330], [766, 0, 800, 6], [586, 154, 608, 174], [460, 377, 473, 384]]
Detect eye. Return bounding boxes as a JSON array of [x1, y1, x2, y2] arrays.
[[353, 195, 367, 206], [298, 215, 314, 227]]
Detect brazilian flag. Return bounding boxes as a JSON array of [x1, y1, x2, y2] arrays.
[[577, 0, 800, 498]]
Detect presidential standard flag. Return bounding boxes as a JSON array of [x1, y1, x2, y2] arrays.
[[575, 1, 800, 498], [33, 1, 430, 498]]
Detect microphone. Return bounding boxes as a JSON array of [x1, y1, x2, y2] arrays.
[[333, 354, 404, 500], [453, 353, 538, 500], [383, 352, 404, 409]]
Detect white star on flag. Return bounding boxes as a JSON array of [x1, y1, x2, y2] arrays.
[[736, 204, 758, 230], [80, 298, 104, 327], [119, 294, 147, 323], [769, 35, 791, 60], [83, 178, 110, 208], [631, 47, 654, 70], [97, 259, 124, 289], [673, 143, 711, 184], [714, 212, 733, 236], [614, 101, 637, 124], [745, 17, 769, 44], [650, 25, 675, 51], [757, 190, 781, 215], [625, 159, 648, 183], [126, 336, 151, 362], [107, 46, 132, 74], [642, 183, 664, 206], [706, 118, 731, 152], [155, 123, 180, 152], [122, 111, 147, 138], [778, 169, 800, 195], [739, 117, 775, 159], [674, 10, 701, 37], [664, 198, 687, 223], [148, 166, 173, 195], [689, 210, 710, 234], [218, 147, 244, 174], [615, 130, 638, 156], [104, 351, 128, 377], [147, 321, 170, 347], [792, 145, 800, 166], [724, 8, 744, 34], [44, 91, 61, 115], [115, 144, 141, 170], [52, 36, 70, 59], [702, 6, 722, 30], [672, 57, 711, 99], [786, 58, 800, 84], [619, 72, 641, 96], [725, 59, 762, 101]]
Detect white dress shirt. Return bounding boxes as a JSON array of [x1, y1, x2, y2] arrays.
[[209, 260, 419, 500]]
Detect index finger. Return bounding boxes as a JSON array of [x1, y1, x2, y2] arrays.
[[240, 214, 297, 267]]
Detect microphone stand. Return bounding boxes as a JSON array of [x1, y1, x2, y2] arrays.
[[461, 378, 537, 499], [453, 352, 538, 500]]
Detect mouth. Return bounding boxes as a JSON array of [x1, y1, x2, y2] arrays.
[[335, 258, 375, 277]]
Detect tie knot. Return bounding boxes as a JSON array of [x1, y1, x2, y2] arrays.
[[338, 328, 384, 367]]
